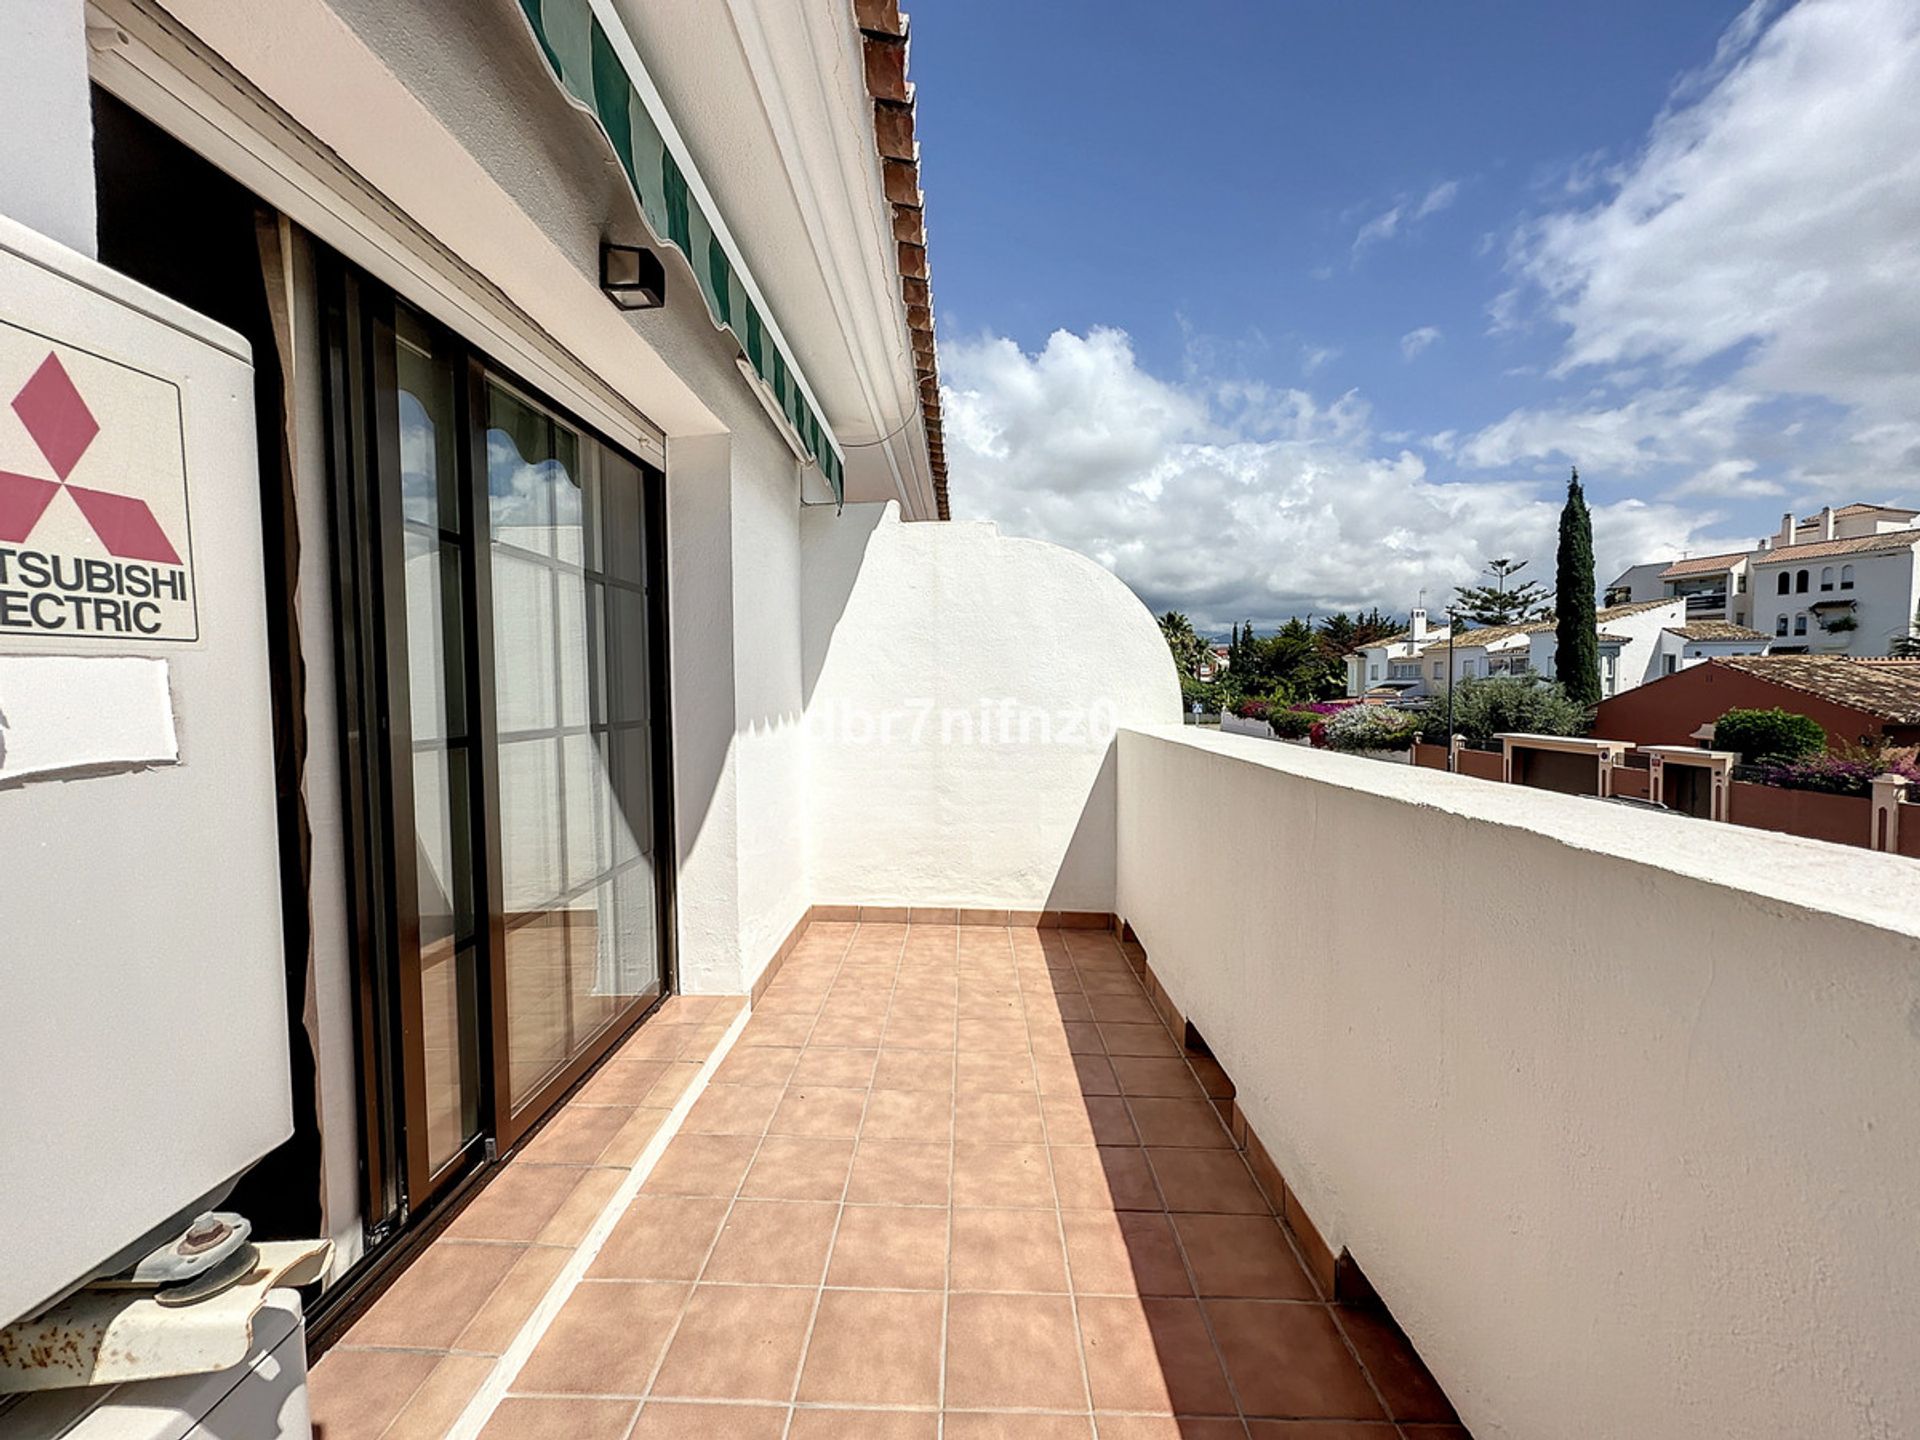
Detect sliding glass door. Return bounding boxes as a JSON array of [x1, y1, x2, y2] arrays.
[[325, 262, 671, 1239]]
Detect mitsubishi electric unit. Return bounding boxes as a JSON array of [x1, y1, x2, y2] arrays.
[[0, 213, 293, 1330]]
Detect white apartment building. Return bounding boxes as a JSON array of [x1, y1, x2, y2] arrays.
[[1345, 599, 1692, 701], [1609, 502, 1920, 658]]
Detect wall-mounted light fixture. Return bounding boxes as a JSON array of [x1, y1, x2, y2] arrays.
[[600, 242, 666, 310]]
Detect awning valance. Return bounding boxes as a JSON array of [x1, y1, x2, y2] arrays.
[[516, 0, 846, 499]]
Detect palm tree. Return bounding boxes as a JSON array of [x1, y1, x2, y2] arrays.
[[1157, 610, 1210, 678]]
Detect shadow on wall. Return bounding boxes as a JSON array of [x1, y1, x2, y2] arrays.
[[800, 502, 1180, 913]]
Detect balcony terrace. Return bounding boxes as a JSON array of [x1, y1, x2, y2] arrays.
[[312, 915, 1461, 1438]]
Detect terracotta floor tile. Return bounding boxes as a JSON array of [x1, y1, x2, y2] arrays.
[[1130, 1098, 1234, 1150], [1097, 1419, 1251, 1439], [1033, 1053, 1121, 1096], [477, 1396, 639, 1440], [1187, 1055, 1235, 1100], [684, 1083, 784, 1136], [788, 1409, 939, 1439], [309, 1348, 439, 1440], [455, 1244, 573, 1353], [846, 1138, 952, 1205], [711, 1044, 801, 1088], [1086, 993, 1161, 1025], [950, 1206, 1069, 1292], [620, 1024, 693, 1062], [954, 1089, 1047, 1144], [1108, 1057, 1207, 1098], [826, 1204, 950, 1289], [739, 1135, 856, 1201], [576, 1054, 669, 1105], [792, 1045, 879, 1089], [1242, 1425, 1399, 1439], [643, 1134, 759, 1198], [951, 1141, 1056, 1208], [516, 1103, 635, 1165], [1333, 1304, 1459, 1423], [882, 1012, 957, 1049], [861, 1087, 954, 1141], [956, 1050, 1038, 1093], [1077, 1294, 1235, 1416], [592, 1194, 730, 1281], [1063, 1021, 1107, 1054], [640, 1063, 705, 1111], [650, 1284, 816, 1401], [770, 1085, 868, 1138], [513, 1280, 687, 1395], [381, 1353, 496, 1440], [944, 1292, 1088, 1410], [1099, 1023, 1182, 1058], [873, 1048, 956, 1092], [1207, 1301, 1386, 1421], [627, 1401, 790, 1438], [343, 1240, 523, 1350], [1173, 1214, 1316, 1300], [738, 1012, 816, 1048], [796, 1288, 945, 1405], [701, 1199, 839, 1285], [1051, 1146, 1164, 1211], [941, 1415, 1094, 1440], [446, 1163, 597, 1243], [1060, 1210, 1192, 1297], [1044, 1094, 1139, 1146], [597, 1107, 670, 1167], [1148, 1150, 1269, 1215], [810, 1012, 888, 1047]]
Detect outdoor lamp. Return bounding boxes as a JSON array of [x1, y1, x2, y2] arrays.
[[600, 242, 666, 310]]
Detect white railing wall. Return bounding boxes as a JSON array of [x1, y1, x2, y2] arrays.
[[1116, 724, 1920, 1440]]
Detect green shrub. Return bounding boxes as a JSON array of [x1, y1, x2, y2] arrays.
[[1268, 707, 1318, 738], [1323, 704, 1421, 753], [1416, 677, 1589, 747], [1713, 707, 1825, 764]]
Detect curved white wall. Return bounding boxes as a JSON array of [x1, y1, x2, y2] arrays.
[[803, 503, 1180, 911], [1118, 726, 1920, 1439]]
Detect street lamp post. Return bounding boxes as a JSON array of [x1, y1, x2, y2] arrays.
[[1446, 608, 1457, 739]]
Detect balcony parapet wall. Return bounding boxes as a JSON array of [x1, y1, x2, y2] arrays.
[[1116, 724, 1920, 1440]]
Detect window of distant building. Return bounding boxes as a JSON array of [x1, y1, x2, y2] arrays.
[[1796, 569, 1810, 593], [1841, 564, 1855, 590], [1820, 566, 1834, 591], [1370, 664, 1380, 682], [1664, 654, 1678, 675], [1777, 572, 1791, 595], [1432, 661, 1443, 680], [1737, 573, 1747, 594], [1776, 614, 1789, 636], [1794, 613, 1808, 636]]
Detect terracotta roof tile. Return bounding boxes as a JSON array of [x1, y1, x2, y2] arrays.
[[1658, 551, 1748, 580], [1665, 621, 1771, 642], [1751, 530, 1920, 564], [1715, 656, 1920, 724]]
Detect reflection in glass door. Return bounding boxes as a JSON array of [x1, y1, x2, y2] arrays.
[[485, 382, 661, 1112]]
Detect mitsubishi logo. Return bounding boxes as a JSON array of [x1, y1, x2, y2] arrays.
[[0, 352, 182, 565]]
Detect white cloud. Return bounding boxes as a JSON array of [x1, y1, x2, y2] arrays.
[[1351, 179, 1460, 260], [1400, 326, 1443, 361], [1455, 385, 1761, 474], [942, 327, 1734, 630], [1301, 344, 1339, 375], [1668, 458, 1785, 500], [1415, 179, 1460, 219], [1503, 0, 1920, 478]]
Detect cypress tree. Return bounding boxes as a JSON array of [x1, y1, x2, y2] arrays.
[[1554, 466, 1601, 707]]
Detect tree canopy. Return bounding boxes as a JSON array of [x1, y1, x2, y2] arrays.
[[1553, 468, 1601, 707], [1451, 558, 1551, 627]]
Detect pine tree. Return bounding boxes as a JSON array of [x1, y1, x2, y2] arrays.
[[1554, 467, 1601, 707], [1452, 558, 1551, 626]]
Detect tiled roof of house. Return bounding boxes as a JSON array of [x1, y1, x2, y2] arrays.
[[857, 0, 948, 518], [1594, 631, 1632, 645], [1350, 626, 1451, 656], [1716, 655, 1920, 724], [1823, 502, 1917, 520], [1659, 551, 1749, 580], [1596, 598, 1683, 621], [1666, 621, 1772, 642], [1751, 529, 1920, 565], [1424, 599, 1674, 655]]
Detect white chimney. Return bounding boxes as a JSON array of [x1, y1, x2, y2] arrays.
[[1778, 512, 1796, 546], [1410, 607, 1429, 642], [1820, 506, 1835, 540]]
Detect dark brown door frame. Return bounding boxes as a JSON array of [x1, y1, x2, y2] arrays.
[[319, 250, 678, 1248]]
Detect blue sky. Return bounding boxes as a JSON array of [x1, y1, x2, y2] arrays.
[[913, 0, 1920, 631]]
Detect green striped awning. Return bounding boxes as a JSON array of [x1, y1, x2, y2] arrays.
[[517, 0, 846, 499]]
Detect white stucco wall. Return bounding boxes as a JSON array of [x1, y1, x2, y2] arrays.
[[1751, 546, 1919, 656], [0, 0, 95, 256], [1117, 725, 1920, 1440], [801, 504, 1180, 913]]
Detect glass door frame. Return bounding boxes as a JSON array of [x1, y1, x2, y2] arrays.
[[320, 255, 678, 1244]]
